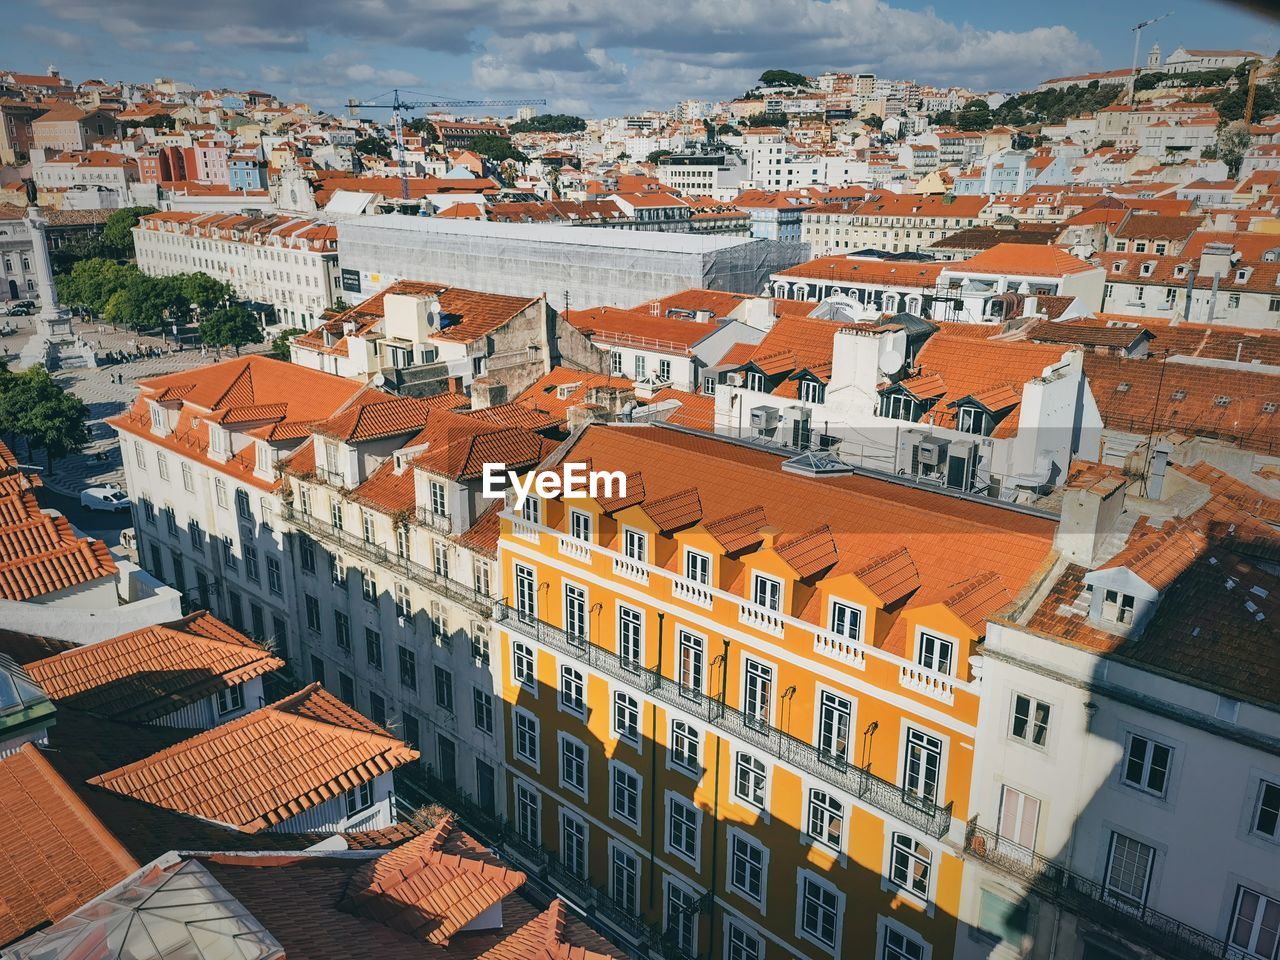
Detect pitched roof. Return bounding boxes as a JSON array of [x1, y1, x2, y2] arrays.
[[88, 684, 419, 832], [0, 744, 137, 947], [896, 334, 1074, 437], [24, 613, 283, 723], [0, 489, 116, 602], [950, 243, 1099, 277], [340, 815, 526, 943], [776, 256, 946, 289], [548, 426, 1054, 649]]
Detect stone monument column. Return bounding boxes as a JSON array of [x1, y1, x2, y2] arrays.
[[25, 206, 73, 340]]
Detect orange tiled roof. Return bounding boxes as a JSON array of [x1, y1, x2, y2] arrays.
[[88, 684, 419, 832], [950, 243, 1098, 277], [0, 490, 116, 602], [893, 334, 1073, 438], [547, 426, 1055, 649], [777, 256, 946, 289], [340, 814, 526, 943], [24, 612, 283, 723], [0, 743, 137, 946]]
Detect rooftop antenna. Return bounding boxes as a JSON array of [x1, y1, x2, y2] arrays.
[[1129, 13, 1173, 105]]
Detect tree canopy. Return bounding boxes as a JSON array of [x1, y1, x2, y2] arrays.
[[270, 327, 306, 360], [199, 304, 264, 355], [985, 82, 1123, 128], [646, 149, 673, 164], [956, 98, 992, 131], [759, 69, 809, 88], [745, 111, 790, 128], [0, 367, 90, 476], [354, 136, 391, 158], [508, 114, 586, 134], [467, 134, 529, 164], [56, 258, 136, 315], [101, 206, 157, 258], [404, 117, 438, 143]]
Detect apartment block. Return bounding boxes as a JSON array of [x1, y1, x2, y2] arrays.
[[491, 423, 1058, 960]]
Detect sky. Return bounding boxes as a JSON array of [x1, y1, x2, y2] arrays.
[[3, 0, 1278, 118]]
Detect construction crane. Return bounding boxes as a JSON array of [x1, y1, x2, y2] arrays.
[[1129, 12, 1173, 104], [1244, 54, 1280, 127], [346, 89, 547, 200]]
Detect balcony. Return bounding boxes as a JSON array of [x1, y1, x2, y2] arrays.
[[557, 535, 593, 563], [416, 505, 453, 534], [496, 603, 954, 838], [964, 819, 1229, 960], [899, 665, 955, 705], [611, 555, 650, 586], [511, 519, 540, 543], [813, 629, 867, 671], [283, 506, 492, 614], [737, 600, 785, 637], [670, 577, 714, 609]]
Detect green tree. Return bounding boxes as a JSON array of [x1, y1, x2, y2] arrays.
[[101, 206, 157, 259], [862, 114, 884, 130], [404, 117, 439, 143], [716, 122, 738, 135], [467, 134, 529, 164], [508, 114, 587, 134], [646, 149, 673, 164], [56, 258, 136, 316], [199, 304, 264, 356], [178, 272, 234, 315], [0, 368, 89, 476], [745, 111, 789, 127], [759, 69, 809, 88], [269, 327, 306, 360], [956, 98, 992, 131], [355, 136, 391, 158], [103, 273, 187, 333], [1218, 121, 1254, 177]]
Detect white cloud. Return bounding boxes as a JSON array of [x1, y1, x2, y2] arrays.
[[35, 0, 1101, 112]]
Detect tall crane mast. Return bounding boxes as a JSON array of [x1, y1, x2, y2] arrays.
[[1129, 12, 1172, 105], [1244, 55, 1279, 128], [346, 89, 548, 200]]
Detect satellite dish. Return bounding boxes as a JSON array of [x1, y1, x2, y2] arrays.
[[879, 348, 904, 375], [371, 373, 386, 388]]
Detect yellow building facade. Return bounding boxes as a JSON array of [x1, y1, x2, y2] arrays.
[[494, 424, 1054, 960]]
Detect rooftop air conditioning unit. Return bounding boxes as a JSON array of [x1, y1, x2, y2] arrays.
[[917, 436, 948, 466], [726, 372, 745, 387], [750, 406, 780, 429]]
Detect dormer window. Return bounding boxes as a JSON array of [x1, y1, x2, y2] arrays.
[[1139, 262, 1154, 277], [751, 572, 782, 612], [1111, 262, 1123, 273], [1237, 268, 1251, 282], [917, 631, 955, 675], [148, 402, 166, 434], [1174, 264, 1188, 278], [255, 443, 272, 473], [209, 426, 230, 458], [1101, 589, 1135, 625], [521, 496, 541, 524], [569, 508, 592, 542], [956, 406, 989, 435]]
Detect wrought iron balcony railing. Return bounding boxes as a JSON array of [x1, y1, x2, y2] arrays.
[[964, 818, 1230, 960], [496, 603, 954, 838], [284, 506, 491, 614]]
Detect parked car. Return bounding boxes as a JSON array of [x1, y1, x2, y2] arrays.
[[4, 305, 33, 317], [80, 484, 130, 512]]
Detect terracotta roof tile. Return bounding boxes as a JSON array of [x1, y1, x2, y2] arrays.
[[853, 547, 920, 606], [775, 524, 839, 579], [703, 506, 768, 553], [88, 684, 419, 832], [24, 612, 283, 723], [0, 744, 137, 947]]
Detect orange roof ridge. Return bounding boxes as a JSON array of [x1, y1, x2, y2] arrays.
[[940, 570, 1013, 631], [703, 505, 768, 553], [24, 612, 283, 723], [598, 471, 645, 512], [853, 546, 920, 606], [0, 743, 138, 945], [640, 487, 703, 533], [87, 684, 417, 832], [340, 820, 526, 944], [775, 524, 839, 579]]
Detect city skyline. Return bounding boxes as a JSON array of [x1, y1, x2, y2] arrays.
[[3, 0, 1278, 116]]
